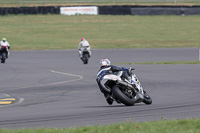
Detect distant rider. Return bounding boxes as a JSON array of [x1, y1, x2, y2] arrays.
[[96, 59, 135, 105], [0, 37, 10, 58], [78, 38, 91, 60]]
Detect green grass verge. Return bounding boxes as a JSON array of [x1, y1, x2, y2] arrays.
[[1, 0, 200, 7], [115, 60, 200, 65], [0, 118, 200, 133], [0, 15, 200, 50]]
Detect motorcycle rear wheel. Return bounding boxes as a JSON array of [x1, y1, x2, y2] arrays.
[[112, 85, 135, 106], [83, 53, 89, 64], [1, 53, 6, 63]]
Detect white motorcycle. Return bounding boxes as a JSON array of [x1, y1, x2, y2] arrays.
[[97, 69, 152, 106]]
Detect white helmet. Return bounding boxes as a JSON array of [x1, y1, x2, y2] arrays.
[[100, 59, 111, 67]]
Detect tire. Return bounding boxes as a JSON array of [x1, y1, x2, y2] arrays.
[[143, 92, 152, 105], [112, 85, 135, 106], [83, 53, 88, 64], [1, 53, 6, 63], [1, 59, 4, 63]]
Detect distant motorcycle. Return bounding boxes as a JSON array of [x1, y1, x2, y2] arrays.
[[80, 46, 90, 64], [0, 46, 9, 63], [97, 69, 152, 106]]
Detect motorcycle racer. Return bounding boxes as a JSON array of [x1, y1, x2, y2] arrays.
[[78, 38, 91, 59], [0, 38, 10, 58], [96, 59, 134, 105]]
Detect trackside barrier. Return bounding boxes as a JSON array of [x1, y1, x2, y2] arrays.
[[130, 6, 200, 15], [98, 6, 200, 15], [0, 6, 200, 15], [98, 6, 131, 15], [0, 6, 60, 15], [60, 6, 98, 15]]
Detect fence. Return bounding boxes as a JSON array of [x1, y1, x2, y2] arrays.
[[1, 5, 200, 15]]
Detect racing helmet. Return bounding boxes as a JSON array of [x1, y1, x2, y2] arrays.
[[81, 38, 85, 41], [2, 38, 6, 41], [100, 59, 111, 67]]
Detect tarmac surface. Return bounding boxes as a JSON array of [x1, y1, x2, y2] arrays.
[[0, 48, 199, 128]]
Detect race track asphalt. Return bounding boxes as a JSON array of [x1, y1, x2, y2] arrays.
[[0, 48, 199, 128]]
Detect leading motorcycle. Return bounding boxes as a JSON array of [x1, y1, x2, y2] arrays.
[[0, 46, 9, 63], [96, 69, 152, 106]]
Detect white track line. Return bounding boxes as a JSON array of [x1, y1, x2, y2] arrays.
[[0, 70, 83, 106], [0, 70, 83, 92], [18, 70, 83, 89]]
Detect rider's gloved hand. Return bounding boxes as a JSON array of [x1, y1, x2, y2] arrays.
[[128, 67, 135, 75]]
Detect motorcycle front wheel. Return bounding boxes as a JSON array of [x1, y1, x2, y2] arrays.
[[112, 85, 135, 106], [143, 91, 152, 105]]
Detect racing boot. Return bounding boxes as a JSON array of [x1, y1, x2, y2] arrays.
[[104, 93, 114, 105]]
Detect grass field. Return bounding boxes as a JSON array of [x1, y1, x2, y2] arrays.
[[0, 118, 200, 133], [1, 0, 200, 7], [0, 15, 200, 50]]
